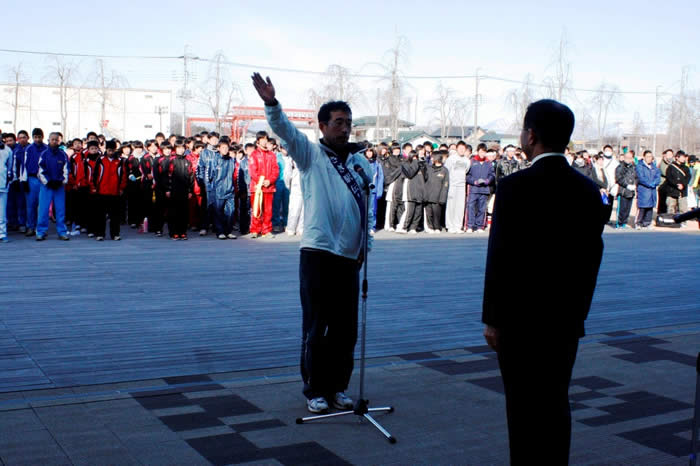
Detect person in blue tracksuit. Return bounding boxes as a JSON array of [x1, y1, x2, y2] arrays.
[[36, 132, 70, 241], [271, 140, 290, 232], [0, 141, 14, 242], [466, 144, 495, 232], [209, 141, 237, 239], [635, 150, 661, 229], [195, 131, 220, 234], [8, 130, 29, 232], [20, 128, 47, 236], [365, 146, 384, 233]]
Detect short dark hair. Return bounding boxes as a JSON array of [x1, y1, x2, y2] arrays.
[[132, 141, 144, 149], [32, 128, 44, 138], [160, 142, 172, 150], [402, 143, 413, 150], [105, 140, 117, 150], [244, 143, 254, 150], [194, 142, 206, 150], [318, 101, 351, 124], [676, 150, 687, 157], [86, 131, 98, 139], [456, 140, 467, 148], [603, 144, 613, 151], [255, 131, 268, 142], [476, 143, 488, 152], [208, 132, 220, 139], [155, 132, 166, 139], [643, 150, 653, 156], [17, 130, 28, 137], [523, 99, 575, 152], [663, 149, 673, 155]]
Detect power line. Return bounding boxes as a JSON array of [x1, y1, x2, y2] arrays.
[[0, 47, 682, 96]]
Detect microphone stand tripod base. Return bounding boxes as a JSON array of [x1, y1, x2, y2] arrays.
[[295, 399, 396, 444]]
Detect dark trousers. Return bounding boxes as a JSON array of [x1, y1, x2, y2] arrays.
[[168, 196, 189, 237], [73, 188, 89, 229], [440, 203, 447, 230], [142, 186, 154, 230], [657, 188, 667, 215], [235, 192, 250, 234], [65, 189, 75, 227], [425, 202, 444, 230], [389, 198, 405, 229], [497, 332, 579, 465], [151, 190, 166, 233], [126, 182, 142, 226], [403, 201, 423, 231], [86, 193, 100, 235], [97, 195, 121, 238], [636, 207, 654, 227], [375, 196, 387, 231], [300, 249, 359, 400], [199, 189, 210, 230], [617, 195, 634, 226], [467, 192, 488, 230], [213, 197, 235, 235]]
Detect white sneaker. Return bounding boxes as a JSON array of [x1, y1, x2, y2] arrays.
[[96, 236, 104, 241], [476, 229, 486, 234], [332, 392, 354, 410], [199, 229, 207, 236], [388, 227, 396, 232], [218, 234, 226, 240], [307, 397, 329, 413], [395, 229, 407, 234], [408, 230, 417, 235], [227, 233, 237, 240], [369, 230, 375, 236]]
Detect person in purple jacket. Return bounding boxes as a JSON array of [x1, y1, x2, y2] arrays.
[[465, 143, 495, 233]]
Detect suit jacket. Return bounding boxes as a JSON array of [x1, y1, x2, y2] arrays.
[[482, 154, 611, 338]]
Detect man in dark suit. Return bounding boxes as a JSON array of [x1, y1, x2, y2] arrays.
[[482, 99, 611, 465]]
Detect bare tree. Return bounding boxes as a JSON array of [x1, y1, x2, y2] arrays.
[[45, 57, 79, 135], [4, 64, 26, 132], [199, 51, 240, 134], [307, 64, 365, 137], [452, 97, 473, 140], [505, 73, 536, 131], [590, 82, 621, 141], [372, 36, 410, 141], [427, 82, 458, 138], [94, 59, 129, 132], [543, 30, 573, 102]]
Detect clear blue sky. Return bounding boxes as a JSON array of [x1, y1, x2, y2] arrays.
[[2, 0, 698, 133]]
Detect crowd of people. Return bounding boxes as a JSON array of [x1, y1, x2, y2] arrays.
[[0, 126, 698, 243]]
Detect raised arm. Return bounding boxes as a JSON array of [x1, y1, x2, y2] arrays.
[[251, 73, 314, 171]]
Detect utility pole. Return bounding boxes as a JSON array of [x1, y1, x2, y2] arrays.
[[375, 88, 380, 144], [473, 68, 480, 144], [653, 85, 660, 156], [180, 45, 193, 136], [679, 66, 689, 150]]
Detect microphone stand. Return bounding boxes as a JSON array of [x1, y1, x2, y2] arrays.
[[296, 176, 396, 444], [691, 352, 699, 466]]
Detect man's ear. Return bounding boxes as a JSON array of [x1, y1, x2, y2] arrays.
[[526, 128, 537, 149]]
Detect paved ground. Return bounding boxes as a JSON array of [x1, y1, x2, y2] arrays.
[[0, 226, 698, 464]]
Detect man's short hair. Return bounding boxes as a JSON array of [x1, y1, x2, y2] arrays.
[[318, 101, 351, 125], [523, 99, 575, 152], [255, 131, 268, 142], [17, 130, 28, 137], [402, 143, 413, 150], [476, 143, 488, 152], [456, 140, 467, 148], [603, 144, 613, 151], [86, 140, 99, 148], [643, 150, 653, 156], [105, 139, 117, 150], [244, 143, 254, 150], [194, 142, 206, 150], [676, 150, 687, 158], [663, 149, 673, 156], [32, 128, 44, 138], [208, 132, 220, 139]]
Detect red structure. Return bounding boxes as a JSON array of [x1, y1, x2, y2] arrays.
[[186, 106, 316, 141]]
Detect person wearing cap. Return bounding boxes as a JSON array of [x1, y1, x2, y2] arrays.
[[661, 151, 691, 214]]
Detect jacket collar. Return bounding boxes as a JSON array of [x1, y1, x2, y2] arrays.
[[531, 152, 566, 166]]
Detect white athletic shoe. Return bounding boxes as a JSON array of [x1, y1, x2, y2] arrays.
[[408, 230, 417, 235], [307, 397, 329, 413], [332, 392, 354, 410], [227, 233, 237, 240], [395, 229, 407, 234]]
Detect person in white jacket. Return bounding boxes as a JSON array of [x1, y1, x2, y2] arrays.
[[0, 142, 14, 242], [252, 72, 374, 415], [286, 159, 304, 236], [443, 142, 471, 233]]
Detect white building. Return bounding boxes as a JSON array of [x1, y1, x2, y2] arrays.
[[0, 83, 171, 140]]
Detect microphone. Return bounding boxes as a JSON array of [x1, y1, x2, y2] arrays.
[[673, 208, 700, 223], [354, 165, 375, 190]]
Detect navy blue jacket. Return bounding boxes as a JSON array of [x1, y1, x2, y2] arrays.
[[635, 161, 661, 208], [12, 143, 29, 179], [38, 146, 69, 186], [466, 159, 495, 195], [209, 155, 236, 201], [23, 142, 48, 177]]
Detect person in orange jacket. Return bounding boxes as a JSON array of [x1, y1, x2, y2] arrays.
[[248, 131, 279, 238]]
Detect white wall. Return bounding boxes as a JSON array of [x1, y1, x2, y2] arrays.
[[0, 84, 171, 140]]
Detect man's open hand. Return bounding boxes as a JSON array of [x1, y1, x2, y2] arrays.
[[251, 73, 277, 106], [483, 325, 500, 352]]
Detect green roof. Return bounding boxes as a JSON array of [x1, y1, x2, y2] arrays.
[[353, 116, 414, 128]]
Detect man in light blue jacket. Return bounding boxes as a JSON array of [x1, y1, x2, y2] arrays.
[[252, 72, 374, 414], [0, 141, 14, 242]]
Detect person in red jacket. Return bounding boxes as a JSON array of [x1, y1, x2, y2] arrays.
[[83, 140, 102, 237], [248, 131, 279, 238], [92, 140, 127, 241]]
